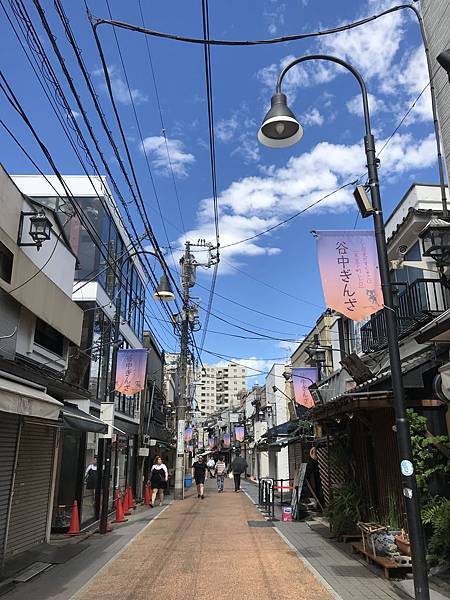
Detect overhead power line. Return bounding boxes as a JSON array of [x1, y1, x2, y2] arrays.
[[91, 4, 418, 47]]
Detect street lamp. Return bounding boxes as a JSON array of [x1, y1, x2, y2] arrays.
[[99, 248, 174, 534], [18, 210, 53, 251], [419, 218, 450, 268], [437, 49, 450, 82], [153, 273, 175, 302], [259, 54, 429, 599]]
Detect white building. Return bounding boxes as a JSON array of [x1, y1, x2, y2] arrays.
[[0, 166, 84, 564], [12, 174, 148, 526], [196, 362, 247, 416]]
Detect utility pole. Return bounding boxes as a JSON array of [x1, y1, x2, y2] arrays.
[[174, 242, 191, 500], [99, 288, 121, 534], [173, 240, 219, 500]]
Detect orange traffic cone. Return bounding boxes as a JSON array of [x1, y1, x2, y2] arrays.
[[66, 500, 81, 536], [143, 483, 150, 506], [122, 488, 131, 515], [128, 486, 136, 510], [113, 490, 127, 523]]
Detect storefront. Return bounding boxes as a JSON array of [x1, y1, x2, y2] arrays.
[[0, 372, 62, 569], [52, 403, 107, 531]]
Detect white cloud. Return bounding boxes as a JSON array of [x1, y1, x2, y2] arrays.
[[140, 136, 195, 177], [177, 132, 437, 271], [346, 93, 386, 117], [278, 340, 301, 355], [93, 65, 148, 106], [263, 1, 286, 35], [258, 55, 335, 104], [320, 3, 404, 82], [301, 107, 324, 126], [216, 115, 238, 142]]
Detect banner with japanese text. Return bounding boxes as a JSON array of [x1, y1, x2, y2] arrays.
[[316, 231, 383, 321], [223, 433, 231, 447], [208, 437, 215, 449], [184, 427, 193, 442], [115, 349, 148, 397], [292, 368, 317, 409], [235, 426, 245, 442]]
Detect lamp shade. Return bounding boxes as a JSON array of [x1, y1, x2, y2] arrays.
[[437, 49, 450, 81], [419, 218, 450, 267], [258, 93, 303, 148], [153, 273, 175, 302]]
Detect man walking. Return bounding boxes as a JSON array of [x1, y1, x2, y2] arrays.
[[230, 450, 248, 493], [192, 455, 207, 499], [215, 455, 226, 493]]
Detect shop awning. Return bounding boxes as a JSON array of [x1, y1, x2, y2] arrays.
[[262, 421, 294, 439], [63, 403, 108, 433], [0, 372, 62, 421]]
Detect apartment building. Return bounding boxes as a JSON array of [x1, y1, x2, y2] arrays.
[[197, 362, 247, 416]]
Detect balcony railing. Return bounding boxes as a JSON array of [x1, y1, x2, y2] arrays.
[[361, 278, 450, 353]]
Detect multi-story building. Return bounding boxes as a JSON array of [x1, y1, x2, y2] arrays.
[[421, 0, 450, 181], [13, 174, 148, 526], [0, 166, 86, 565], [196, 362, 247, 416]]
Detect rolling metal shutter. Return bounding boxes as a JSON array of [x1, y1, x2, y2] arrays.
[[6, 421, 55, 557], [0, 412, 20, 564]]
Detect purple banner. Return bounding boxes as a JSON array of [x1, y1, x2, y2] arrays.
[[115, 349, 147, 397], [184, 427, 193, 442], [292, 368, 317, 409], [316, 230, 383, 321], [223, 433, 231, 447], [208, 437, 215, 449], [235, 426, 245, 442]]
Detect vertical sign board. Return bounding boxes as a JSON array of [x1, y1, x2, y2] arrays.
[[115, 349, 148, 396], [177, 420, 185, 456], [291, 463, 308, 520], [315, 230, 383, 322], [292, 368, 317, 409]]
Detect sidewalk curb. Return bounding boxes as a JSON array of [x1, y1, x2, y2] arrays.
[[273, 527, 344, 600], [242, 490, 343, 600], [70, 502, 172, 600]]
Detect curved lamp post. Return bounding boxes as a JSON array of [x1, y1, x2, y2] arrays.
[[99, 248, 174, 534], [259, 54, 429, 600]]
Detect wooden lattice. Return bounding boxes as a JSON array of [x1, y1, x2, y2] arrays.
[[317, 445, 347, 506]]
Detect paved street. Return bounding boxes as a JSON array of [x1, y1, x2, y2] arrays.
[[75, 480, 332, 600]]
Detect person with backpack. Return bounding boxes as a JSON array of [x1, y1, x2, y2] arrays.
[[215, 455, 227, 493], [230, 450, 248, 493], [149, 456, 168, 507]]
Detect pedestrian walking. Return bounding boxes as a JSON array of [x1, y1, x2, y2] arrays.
[[207, 456, 216, 478], [149, 456, 168, 507], [192, 455, 207, 499], [230, 450, 248, 493], [215, 455, 226, 493]]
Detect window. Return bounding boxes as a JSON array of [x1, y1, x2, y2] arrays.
[[34, 318, 65, 356], [0, 241, 13, 284]]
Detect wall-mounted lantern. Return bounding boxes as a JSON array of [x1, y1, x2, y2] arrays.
[[18, 211, 53, 251]]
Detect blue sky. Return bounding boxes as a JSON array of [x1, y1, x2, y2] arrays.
[[0, 0, 440, 382]]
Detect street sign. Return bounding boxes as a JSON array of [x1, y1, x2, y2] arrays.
[[177, 419, 185, 456], [229, 413, 239, 423]]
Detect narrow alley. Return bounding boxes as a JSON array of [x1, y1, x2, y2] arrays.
[[74, 481, 331, 600]]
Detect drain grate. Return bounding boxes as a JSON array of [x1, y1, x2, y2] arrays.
[[247, 520, 274, 527]]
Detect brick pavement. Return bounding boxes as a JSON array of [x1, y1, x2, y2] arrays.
[[75, 478, 333, 600], [242, 481, 409, 600]]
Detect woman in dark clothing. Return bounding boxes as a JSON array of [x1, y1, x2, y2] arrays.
[[192, 455, 208, 499], [149, 456, 168, 507]]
